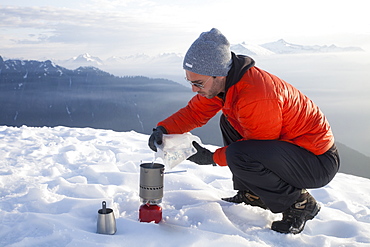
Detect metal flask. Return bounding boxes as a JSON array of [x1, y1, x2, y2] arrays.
[[97, 201, 117, 235]]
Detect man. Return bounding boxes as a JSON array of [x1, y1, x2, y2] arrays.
[[148, 28, 340, 234]]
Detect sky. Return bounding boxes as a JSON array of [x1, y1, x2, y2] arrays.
[[1, 0, 370, 60]]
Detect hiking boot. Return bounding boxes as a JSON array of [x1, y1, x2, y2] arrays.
[[222, 190, 268, 210], [271, 191, 321, 234]]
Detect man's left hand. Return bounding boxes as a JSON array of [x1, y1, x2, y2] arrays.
[[187, 141, 216, 166]]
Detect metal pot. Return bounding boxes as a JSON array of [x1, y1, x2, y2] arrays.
[[139, 163, 165, 205]]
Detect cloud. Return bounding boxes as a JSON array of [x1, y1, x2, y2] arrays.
[[1, 6, 137, 35], [0, 5, 196, 58]]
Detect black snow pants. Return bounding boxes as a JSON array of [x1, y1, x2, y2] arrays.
[[220, 114, 340, 213]]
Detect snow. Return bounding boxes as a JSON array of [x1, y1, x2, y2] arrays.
[[1, 125, 370, 247]]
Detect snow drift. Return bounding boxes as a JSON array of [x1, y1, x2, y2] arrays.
[[0, 126, 369, 246]]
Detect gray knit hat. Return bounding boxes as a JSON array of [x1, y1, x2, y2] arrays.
[[183, 28, 232, 76]]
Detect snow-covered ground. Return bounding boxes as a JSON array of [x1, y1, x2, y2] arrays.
[[0, 126, 369, 247]]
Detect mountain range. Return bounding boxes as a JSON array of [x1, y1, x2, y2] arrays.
[[0, 56, 192, 133], [39, 39, 363, 81], [51, 39, 363, 70], [0, 56, 369, 179], [256, 39, 362, 54]]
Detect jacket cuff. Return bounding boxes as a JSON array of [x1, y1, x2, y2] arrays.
[[156, 125, 168, 134], [213, 147, 228, 166]]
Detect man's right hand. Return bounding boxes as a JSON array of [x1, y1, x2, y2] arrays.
[[148, 126, 167, 152]]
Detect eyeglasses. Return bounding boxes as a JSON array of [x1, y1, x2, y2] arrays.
[[185, 76, 214, 89]]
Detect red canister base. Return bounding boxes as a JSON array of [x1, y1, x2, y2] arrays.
[[139, 204, 162, 223]]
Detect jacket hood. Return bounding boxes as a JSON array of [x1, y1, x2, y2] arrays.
[[225, 52, 255, 92]]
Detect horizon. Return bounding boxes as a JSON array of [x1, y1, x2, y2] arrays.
[[1, 38, 366, 62]]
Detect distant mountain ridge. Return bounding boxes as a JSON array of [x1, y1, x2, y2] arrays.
[[1, 39, 354, 81], [49, 40, 364, 70], [55, 52, 184, 69], [260, 39, 364, 54]]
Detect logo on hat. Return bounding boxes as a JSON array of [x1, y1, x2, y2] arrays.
[[185, 63, 193, 68]]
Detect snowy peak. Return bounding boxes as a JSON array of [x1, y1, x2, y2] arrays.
[[62, 53, 104, 68], [231, 42, 275, 56]]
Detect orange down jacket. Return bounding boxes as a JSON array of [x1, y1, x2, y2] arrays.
[[158, 55, 334, 167]]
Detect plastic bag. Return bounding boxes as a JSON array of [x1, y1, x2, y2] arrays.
[[154, 132, 201, 169]]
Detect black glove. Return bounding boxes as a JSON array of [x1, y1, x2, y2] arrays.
[[148, 126, 167, 152], [187, 141, 216, 165]]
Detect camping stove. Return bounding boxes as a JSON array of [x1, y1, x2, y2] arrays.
[[138, 163, 164, 223]]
